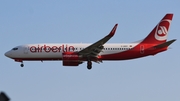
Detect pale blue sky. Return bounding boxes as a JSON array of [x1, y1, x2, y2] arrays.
[[0, 0, 180, 101]]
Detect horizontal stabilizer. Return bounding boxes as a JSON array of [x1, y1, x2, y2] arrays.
[[154, 39, 176, 49]]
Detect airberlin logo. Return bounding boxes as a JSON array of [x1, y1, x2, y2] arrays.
[[154, 19, 171, 41], [30, 45, 75, 53]]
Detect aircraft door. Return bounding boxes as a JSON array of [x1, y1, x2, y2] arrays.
[[140, 45, 144, 54], [24, 47, 28, 54]]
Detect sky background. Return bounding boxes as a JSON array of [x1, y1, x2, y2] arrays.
[[0, 0, 180, 101]]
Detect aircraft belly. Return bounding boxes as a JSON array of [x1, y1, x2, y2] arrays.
[[22, 52, 62, 58]]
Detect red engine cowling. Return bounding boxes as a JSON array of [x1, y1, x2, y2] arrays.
[[62, 52, 81, 66]]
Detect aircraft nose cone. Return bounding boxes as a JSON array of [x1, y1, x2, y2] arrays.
[[4, 51, 11, 57]]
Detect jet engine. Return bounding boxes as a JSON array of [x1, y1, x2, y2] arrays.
[[62, 52, 82, 66]]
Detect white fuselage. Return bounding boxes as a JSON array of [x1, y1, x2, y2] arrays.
[[6, 43, 138, 59]]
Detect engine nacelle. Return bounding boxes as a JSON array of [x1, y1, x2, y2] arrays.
[[62, 52, 81, 66]]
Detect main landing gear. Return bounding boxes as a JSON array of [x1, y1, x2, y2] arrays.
[[87, 60, 92, 70]]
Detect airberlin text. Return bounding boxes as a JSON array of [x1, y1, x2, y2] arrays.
[[30, 45, 75, 53]]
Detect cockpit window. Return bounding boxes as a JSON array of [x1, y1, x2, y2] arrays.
[[12, 48, 18, 50]]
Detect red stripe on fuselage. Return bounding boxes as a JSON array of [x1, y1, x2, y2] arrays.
[[100, 44, 167, 60]]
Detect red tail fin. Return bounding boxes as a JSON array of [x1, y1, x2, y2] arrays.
[[142, 14, 173, 44]]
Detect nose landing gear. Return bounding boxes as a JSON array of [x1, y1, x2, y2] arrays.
[[20, 63, 24, 67], [14, 59, 24, 67]]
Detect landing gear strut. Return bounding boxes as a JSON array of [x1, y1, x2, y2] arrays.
[[87, 60, 92, 70]]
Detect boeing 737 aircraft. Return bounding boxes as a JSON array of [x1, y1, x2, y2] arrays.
[[5, 14, 176, 70]]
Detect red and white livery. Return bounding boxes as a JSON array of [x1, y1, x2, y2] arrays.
[[5, 14, 176, 69]]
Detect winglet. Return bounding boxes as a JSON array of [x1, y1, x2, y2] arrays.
[[107, 24, 118, 37]]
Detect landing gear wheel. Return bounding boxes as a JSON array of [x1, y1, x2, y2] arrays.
[[20, 64, 24, 67], [87, 60, 92, 70], [87, 65, 92, 70]]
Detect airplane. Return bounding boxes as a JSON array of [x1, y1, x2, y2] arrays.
[[5, 13, 176, 70]]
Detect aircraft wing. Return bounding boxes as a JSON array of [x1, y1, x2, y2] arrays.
[[78, 24, 118, 57]]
